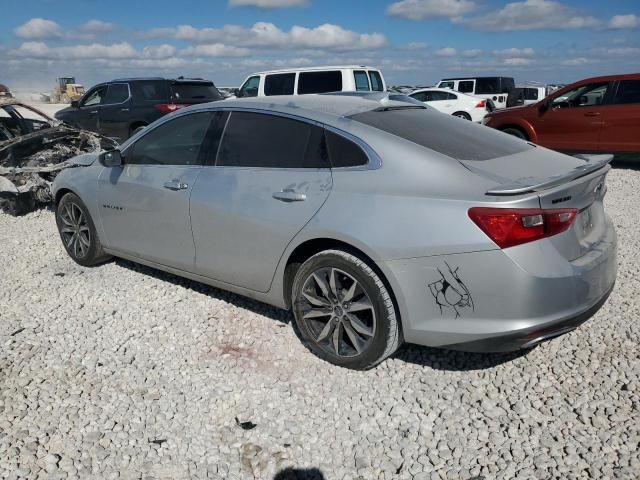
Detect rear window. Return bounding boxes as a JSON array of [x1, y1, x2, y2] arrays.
[[613, 80, 640, 104], [264, 73, 295, 96], [354, 71, 370, 92], [349, 107, 533, 161], [298, 71, 342, 94], [171, 82, 221, 102], [104, 83, 129, 104]]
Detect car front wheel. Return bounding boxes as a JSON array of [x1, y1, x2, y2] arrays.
[[56, 193, 111, 267], [292, 250, 401, 369]]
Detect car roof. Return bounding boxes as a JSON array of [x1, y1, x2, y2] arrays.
[[252, 65, 380, 75], [569, 72, 640, 84], [109, 77, 212, 83], [440, 76, 513, 81]]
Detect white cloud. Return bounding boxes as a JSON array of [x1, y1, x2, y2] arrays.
[[181, 44, 251, 57], [561, 57, 589, 66], [141, 44, 177, 59], [80, 20, 117, 33], [386, 0, 475, 20], [494, 47, 535, 56], [462, 48, 482, 57], [147, 22, 386, 50], [468, 0, 598, 31], [11, 41, 139, 60], [503, 57, 533, 66], [229, 0, 308, 7], [15, 18, 63, 40], [436, 47, 457, 56], [608, 14, 638, 29], [598, 47, 640, 56], [405, 42, 428, 50]]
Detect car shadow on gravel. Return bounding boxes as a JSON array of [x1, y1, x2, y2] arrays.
[[274, 468, 325, 480], [114, 258, 292, 325], [392, 343, 532, 372]]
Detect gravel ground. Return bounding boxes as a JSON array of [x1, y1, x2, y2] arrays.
[[1, 167, 638, 480]]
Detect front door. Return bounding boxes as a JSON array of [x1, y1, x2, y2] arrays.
[[76, 85, 106, 131], [97, 111, 216, 270], [535, 81, 612, 152], [190, 111, 333, 292], [98, 83, 132, 142]]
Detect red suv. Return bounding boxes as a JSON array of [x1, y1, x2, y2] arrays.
[[483, 73, 640, 159]]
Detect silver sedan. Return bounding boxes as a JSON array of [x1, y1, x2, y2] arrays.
[[52, 94, 617, 369]]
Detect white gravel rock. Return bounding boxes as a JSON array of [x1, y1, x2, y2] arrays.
[[0, 167, 638, 479]]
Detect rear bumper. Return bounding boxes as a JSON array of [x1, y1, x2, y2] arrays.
[[382, 220, 617, 352], [440, 281, 614, 352]]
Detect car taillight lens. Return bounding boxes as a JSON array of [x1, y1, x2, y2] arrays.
[[154, 103, 188, 113], [475, 100, 486, 108], [468, 207, 578, 249]]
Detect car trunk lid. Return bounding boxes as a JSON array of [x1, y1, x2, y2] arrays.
[[461, 149, 612, 260]]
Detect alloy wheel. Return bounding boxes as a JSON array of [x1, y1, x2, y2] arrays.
[[59, 202, 91, 259], [298, 267, 377, 358]]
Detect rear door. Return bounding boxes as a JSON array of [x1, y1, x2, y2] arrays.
[[98, 83, 131, 142], [97, 111, 216, 270], [599, 79, 640, 153], [536, 81, 613, 152], [190, 110, 332, 292]]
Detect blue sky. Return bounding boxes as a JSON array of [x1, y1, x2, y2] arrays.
[[1, 0, 638, 90]]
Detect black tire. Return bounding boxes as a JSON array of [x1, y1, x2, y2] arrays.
[[291, 250, 401, 370], [452, 111, 472, 121], [56, 193, 111, 267], [502, 127, 527, 140]]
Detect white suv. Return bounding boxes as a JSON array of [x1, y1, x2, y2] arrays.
[[234, 66, 386, 98]]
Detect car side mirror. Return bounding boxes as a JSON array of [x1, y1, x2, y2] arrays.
[[233, 88, 242, 98], [100, 149, 123, 167], [71, 100, 79, 108], [539, 99, 550, 113]]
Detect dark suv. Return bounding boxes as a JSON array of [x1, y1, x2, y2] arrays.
[[55, 77, 222, 142]]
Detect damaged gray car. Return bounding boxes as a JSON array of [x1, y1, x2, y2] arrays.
[[0, 98, 116, 215]]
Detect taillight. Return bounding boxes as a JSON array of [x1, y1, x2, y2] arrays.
[[154, 103, 188, 113], [475, 100, 486, 108], [468, 207, 578, 249]]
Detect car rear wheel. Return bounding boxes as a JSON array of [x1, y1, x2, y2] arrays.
[[452, 111, 472, 120], [292, 250, 401, 369], [502, 127, 528, 140], [56, 193, 111, 267]]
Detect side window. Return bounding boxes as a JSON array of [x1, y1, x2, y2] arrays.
[[298, 71, 342, 94], [103, 83, 129, 104], [127, 112, 214, 166], [81, 86, 106, 107], [438, 81, 455, 89], [217, 112, 329, 168], [552, 83, 609, 108], [429, 91, 449, 101], [264, 73, 295, 96], [523, 88, 539, 101], [458, 81, 475, 94], [133, 81, 168, 101], [446, 92, 458, 100], [410, 92, 427, 102], [368, 71, 384, 92], [354, 71, 370, 91], [326, 130, 368, 168], [613, 80, 640, 105], [239, 76, 260, 98]]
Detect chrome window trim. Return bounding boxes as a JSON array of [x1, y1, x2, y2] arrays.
[[81, 82, 132, 109]]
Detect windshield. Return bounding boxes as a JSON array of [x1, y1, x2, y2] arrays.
[[349, 107, 533, 161], [171, 83, 221, 102]]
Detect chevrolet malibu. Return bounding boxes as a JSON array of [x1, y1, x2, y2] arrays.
[[52, 94, 617, 369]]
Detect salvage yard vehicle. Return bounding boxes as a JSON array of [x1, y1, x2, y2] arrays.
[[409, 87, 493, 121], [234, 66, 386, 98], [52, 94, 617, 369], [55, 77, 223, 142], [483, 73, 640, 159], [437, 76, 515, 109], [0, 98, 115, 215]]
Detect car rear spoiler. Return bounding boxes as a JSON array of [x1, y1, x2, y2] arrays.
[[485, 154, 613, 196]]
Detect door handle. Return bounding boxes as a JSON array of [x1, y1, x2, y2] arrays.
[[121, 108, 130, 112], [272, 190, 306, 202], [163, 179, 188, 191], [584, 112, 600, 117], [89, 110, 98, 115]]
